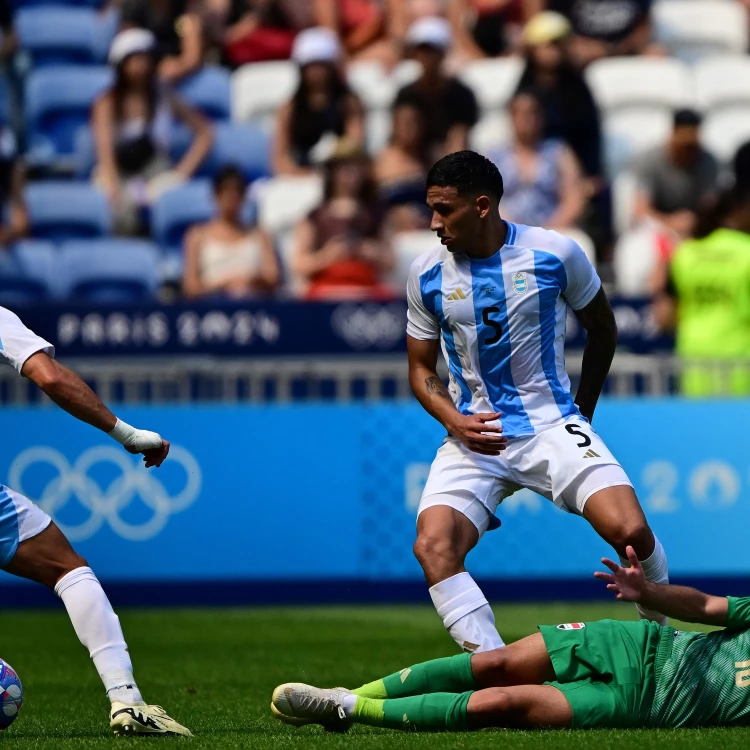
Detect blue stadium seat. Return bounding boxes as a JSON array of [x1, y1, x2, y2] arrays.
[[0, 240, 58, 304], [25, 182, 111, 241], [60, 239, 159, 302], [11, 1, 103, 8], [151, 180, 213, 252], [176, 67, 231, 121], [0, 75, 10, 126], [16, 7, 102, 67], [171, 123, 271, 183], [25, 65, 113, 166]]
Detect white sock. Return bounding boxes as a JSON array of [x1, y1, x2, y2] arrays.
[[54, 567, 144, 705], [621, 536, 669, 626], [429, 572, 505, 653]]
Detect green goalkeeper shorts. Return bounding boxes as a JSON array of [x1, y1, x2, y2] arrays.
[[539, 619, 673, 728]]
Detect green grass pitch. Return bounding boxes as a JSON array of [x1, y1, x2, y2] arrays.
[[2, 602, 747, 748]]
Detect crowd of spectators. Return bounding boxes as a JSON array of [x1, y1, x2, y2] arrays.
[[1, 0, 750, 308]]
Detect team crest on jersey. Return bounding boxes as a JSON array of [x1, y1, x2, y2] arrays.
[[557, 623, 586, 630], [512, 271, 528, 294]]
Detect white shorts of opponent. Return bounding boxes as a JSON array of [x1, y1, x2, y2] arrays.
[[418, 417, 632, 538]]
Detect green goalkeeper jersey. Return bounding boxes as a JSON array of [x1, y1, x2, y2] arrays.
[[651, 597, 750, 727]]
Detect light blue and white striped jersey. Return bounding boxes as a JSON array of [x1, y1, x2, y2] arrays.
[[0, 306, 55, 374], [406, 222, 601, 439]]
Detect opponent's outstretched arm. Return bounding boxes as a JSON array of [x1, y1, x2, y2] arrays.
[[595, 546, 729, 626], [407, 335, 507, 456], [21, 352, 169, 468]]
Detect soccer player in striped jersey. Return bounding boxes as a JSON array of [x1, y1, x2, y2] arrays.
[[274, 547, 750, 731], [405, 151, 667, 653]]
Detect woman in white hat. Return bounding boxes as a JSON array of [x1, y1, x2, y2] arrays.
[[272, 27, 364, 176], [91, 28, 213, 235]]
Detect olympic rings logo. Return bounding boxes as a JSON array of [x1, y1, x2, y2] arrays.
[[8, 446, 202, 542]]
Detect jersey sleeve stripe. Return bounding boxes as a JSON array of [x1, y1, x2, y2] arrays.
[[420, 264, 473, 413]]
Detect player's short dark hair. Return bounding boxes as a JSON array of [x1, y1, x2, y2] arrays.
[[673, 108, 702, 129], [213, 164, 248, 193], [426, 150, 504, 201]]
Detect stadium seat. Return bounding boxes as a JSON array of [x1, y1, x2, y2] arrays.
[[459, 57, 524, 113], [171, 122, 271, 182], [231, 61, 298, 127], [255, 174, 323, 236], [0, 240, 58, 304], [11, 0, 103, 7], [585, 57, 693, 114], [347, 60, 395, 110], [695, 56, 750, 111], [366, 109, 392, 154], [654, 0, 749, 62], [176, 67, 232, 121], [0, 74, 9, 125], [60, 239, 160, 302], [390, 231, 438, 289], [602, 108, 672, 177], [15, 7, 102, 67], [702, 106, 750, 163], [555, 227, 596, 265], [151, 180, 214, 252], [613, 224, 660, 298], [612, 170, 639, 237], [25, 65, 113, 166], [470, 111, 511, 155], [25, 182, 110, 240]]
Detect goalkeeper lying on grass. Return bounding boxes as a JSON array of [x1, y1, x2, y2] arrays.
[[272, 547, 750, 730]]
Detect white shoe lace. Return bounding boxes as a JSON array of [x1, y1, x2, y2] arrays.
[[296, 689, 347, 721]]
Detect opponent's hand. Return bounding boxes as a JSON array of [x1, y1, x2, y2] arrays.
[[447, 412, 507, 456], [125, 438, 170, 468], [594, 546, 645, 602]]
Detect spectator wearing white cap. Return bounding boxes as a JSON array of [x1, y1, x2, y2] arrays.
[[394, 16, 479, 159], [119, 0, 204, 83], [91, 28, 213, 236], [272, 27, 365, 176]]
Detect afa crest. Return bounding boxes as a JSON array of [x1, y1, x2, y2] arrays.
[[512, 271, 528, 294]]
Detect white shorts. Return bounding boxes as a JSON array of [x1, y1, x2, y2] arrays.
[[418, 418, 633, 537], [0, 485, 52, 567]]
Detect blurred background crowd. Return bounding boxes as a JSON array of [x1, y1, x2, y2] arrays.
[[1, 0, 750, 338]]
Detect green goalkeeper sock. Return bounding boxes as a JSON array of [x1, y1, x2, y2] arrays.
[[353, 653, 478, 699], [353, 692, 473, 731]]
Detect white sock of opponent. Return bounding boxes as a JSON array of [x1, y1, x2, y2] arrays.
[[54, 567, 144, 705], [621, 537, 669, 626], [429, 572, 505, 653]]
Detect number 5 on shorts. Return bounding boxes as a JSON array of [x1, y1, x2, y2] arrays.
[[565, 423, 592, 448]]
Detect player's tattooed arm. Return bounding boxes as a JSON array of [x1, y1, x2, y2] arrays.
[[425, 375, 452, 401]]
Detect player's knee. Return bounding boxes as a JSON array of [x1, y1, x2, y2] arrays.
[[413, 532, 462, 572], [50, 551, 88, 587], [471, 647, 511, 686], [610, 520, 653, 557]]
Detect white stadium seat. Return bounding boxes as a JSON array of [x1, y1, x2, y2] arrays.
[[702, 105, 750, 162], [366, 109, 392, 154], [390, 231, 438, 289], [695, 55, 750, 111], [614, 224, 661, 298], [555, 228, 596, 265], [654, 0, 749, 62], [231, 61, 298, 126], [603, 108, 673, 177], [612, 170, 640, 237], [469, 111, 511, 155], [256, 174, 324, 236], [347, 60, 395, 110], [585, 57, 693, 113], [458, 57, 524, 113]]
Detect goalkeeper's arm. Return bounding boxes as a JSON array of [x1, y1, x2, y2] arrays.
[[20, 351, 169, 467]]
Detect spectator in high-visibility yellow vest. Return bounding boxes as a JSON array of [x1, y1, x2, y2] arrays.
[[655, 187, 750, 396]]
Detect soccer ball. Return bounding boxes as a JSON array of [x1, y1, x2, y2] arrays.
[[0, 659, 22, 729]]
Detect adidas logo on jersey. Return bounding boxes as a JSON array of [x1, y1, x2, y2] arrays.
[[583, 449, 601, 459], [447, 288, 467, 301]]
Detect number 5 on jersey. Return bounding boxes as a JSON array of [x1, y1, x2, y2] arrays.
[[482, 307, 502, 345]]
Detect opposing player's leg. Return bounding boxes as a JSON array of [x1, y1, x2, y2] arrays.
[[353, 632, 555, 701], [272, 682, 572, 731], [413, 438, 515, 653], [0, 486, 190, 736]]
